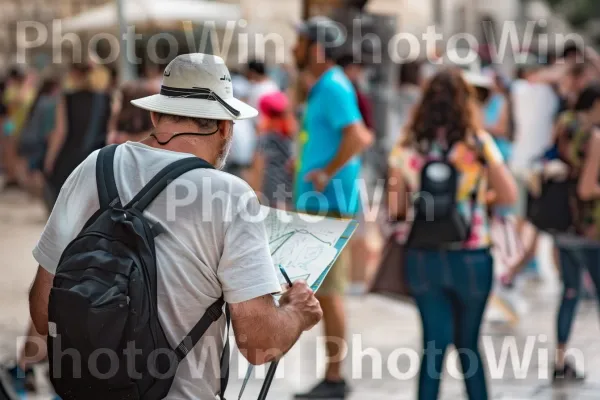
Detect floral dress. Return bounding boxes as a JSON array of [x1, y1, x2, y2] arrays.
[[388, 131, 505, 249]]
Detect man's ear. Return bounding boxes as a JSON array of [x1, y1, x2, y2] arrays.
[[150, 112, 160, 128], [220, 120, 233, 139]]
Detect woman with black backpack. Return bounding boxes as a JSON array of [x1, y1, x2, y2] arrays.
[[387, 68, 517, 400]]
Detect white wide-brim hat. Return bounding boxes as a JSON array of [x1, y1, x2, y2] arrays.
[[132, 53, 258, 121]]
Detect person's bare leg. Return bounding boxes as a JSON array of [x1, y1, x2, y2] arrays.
[[507, 223, 539, 279], [317, 294, 346, 381], [2, 137, 19, 183], [349, 238, 368, 284], [556, 344, 567, 368], [28, 171, 45, 199]]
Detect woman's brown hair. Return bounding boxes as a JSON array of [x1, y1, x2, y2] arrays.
[[403, 68, 481, 151]]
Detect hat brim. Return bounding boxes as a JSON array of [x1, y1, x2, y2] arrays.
[[131, 94, 258, 121]]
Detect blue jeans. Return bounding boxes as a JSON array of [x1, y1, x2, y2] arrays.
[[405, 248, 493, 400], [557, 246, 600, 344]]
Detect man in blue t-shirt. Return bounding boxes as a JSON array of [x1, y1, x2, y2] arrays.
[[293, 16, 373, 399]]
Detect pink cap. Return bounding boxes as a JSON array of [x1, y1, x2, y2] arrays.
[[259, 91, 289, 116]]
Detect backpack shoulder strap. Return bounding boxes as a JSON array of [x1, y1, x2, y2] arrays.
[[173, 299, 231, 397], [96, 144, 121, 209], [126, 157, 214, 211], [470, 133, 486, 200], [174, 298, 225, 360]]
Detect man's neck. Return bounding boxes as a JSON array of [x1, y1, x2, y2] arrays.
[[309, 61, 336, 81], [142, 121, 218, 165]]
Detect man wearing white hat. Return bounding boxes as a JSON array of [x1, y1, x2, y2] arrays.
[[28, 53, 322, 399]]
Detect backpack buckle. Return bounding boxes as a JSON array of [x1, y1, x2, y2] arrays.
[[207, 303, 223, 321]]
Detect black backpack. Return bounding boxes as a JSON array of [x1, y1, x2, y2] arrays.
[[47, 145, 230, 400], [406, 153, 482, 249], [527, 179, 574, 234]]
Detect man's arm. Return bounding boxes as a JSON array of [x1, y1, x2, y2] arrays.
[[529, 63, 569, 85], [323, 122, 373, 178], [229, 281, 321, 365], [218, 188, 322, 365], [29, 266, 54, 336], [307, 122, 374, 191]]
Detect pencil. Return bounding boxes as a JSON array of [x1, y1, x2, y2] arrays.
[[278, 265, 293, 286]]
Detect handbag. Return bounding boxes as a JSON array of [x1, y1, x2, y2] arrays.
[[368, 234, 411, 300]]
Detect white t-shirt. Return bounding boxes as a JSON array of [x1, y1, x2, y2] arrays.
[[510, 79, 559, 174], [228, 118, 257, 166], [33, 142, 281, 400]]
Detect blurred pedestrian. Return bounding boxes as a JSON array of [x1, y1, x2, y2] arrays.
[[556, 64, 595, 117], [43, 62, 111, 210], [106, 82, 154, 145], [246, 59, 279, 111], [465, 68, 525, 324], [387, 68, 517, 400], [483, 70, 512, 161], [142, 61, 165, 94], [15, 75, 61, 197], [0, 78, 9, 188], [248, 91, 296, 209], [548, 84, 600, 381], [224, 73, 256, 179], [386, 60, 422, 155], [269, 63, 294, 92], [510, 54, 560, 279], [338, 54, 377, 294], [293, 16, 373, 399], [1, 67, 27, 186]]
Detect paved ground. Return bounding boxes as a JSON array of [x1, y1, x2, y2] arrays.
[[1, 189, 599, 399]]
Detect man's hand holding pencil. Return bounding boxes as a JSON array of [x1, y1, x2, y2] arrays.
[[279, 266, 323, 331]]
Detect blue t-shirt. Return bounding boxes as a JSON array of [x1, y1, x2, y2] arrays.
[[483, 93, 504, 128], [294, 66, 362, 215]]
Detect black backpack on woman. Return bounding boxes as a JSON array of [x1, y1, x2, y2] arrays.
[[406, 143, 482, 249]]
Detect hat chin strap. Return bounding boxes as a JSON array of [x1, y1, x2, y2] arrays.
[[150, 127, 219, 145], [160, 85, 241, 117]]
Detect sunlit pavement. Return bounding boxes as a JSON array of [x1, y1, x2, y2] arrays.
[[1, 189, 599, 400]]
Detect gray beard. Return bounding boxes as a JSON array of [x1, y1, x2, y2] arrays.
[[216, 136, 233, 170]]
